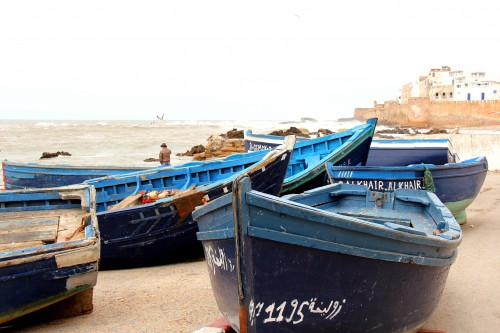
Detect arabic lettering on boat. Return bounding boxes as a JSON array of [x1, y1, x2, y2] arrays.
[[249, 297, 347, 326]]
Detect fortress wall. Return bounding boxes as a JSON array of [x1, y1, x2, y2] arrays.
[[354, 98, 500, 128]]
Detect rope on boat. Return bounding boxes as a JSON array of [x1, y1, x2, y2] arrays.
[[65, 213, 90, 240], [423, 164, 436, 193]]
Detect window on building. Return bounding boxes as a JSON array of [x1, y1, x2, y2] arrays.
[[435, 93, 439, 98], [457, 84, 461, 88], [442, 92, 446, 98], [450, 92, 453, 97]]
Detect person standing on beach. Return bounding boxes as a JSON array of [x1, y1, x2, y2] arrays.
[[159, 143, 171, 166]]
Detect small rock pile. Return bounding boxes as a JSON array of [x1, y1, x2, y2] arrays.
[[40, 151, 71, 159], [177, 129, 246, 161]]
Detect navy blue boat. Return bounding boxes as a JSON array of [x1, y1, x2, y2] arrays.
[[2, 160, 149, 190], [83, 137, 295, 268], [193, 177, 462, 333], [366, 138, 455, 166], [327, 156, 488, 224], [0, 185, 100, 324]]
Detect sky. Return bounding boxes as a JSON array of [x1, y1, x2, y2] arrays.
[[0, 0, 499, 121]]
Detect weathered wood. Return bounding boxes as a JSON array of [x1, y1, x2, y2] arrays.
[[107, 192, 144, 211], [0, 208, 87, 253], [0, 217, 58, 244], [173, 190, 205, 218], [0, 241, 45, 253]]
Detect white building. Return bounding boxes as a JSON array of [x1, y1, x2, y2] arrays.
[[404, 66, 500, 102], [453, 71, 500, 101]]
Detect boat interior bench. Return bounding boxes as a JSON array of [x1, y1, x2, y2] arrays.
[[0, 209, 87, 253]]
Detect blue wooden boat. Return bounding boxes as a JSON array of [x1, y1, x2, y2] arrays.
[[2, 160, 149, 190], [0, 185, 100, 324], [260, 118, 377, 195], [82, 137, 296, 268], [244, 130, 309, 152], [327, 156, 488, 224], [245, 129, 455, 166], [193, 177, 462, 333], [366, 138, 456, 166]]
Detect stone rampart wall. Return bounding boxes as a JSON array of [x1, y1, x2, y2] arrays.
[[354, 98, 500, 128]]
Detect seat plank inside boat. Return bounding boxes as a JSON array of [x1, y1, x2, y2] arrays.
[[0, 208, 86, 252], [0, 217, 59, 244]]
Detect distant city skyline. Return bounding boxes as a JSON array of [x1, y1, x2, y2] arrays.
[[1, 0, 499, 121]]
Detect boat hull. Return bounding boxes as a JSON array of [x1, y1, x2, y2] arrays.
[[327, 156, 488, 224], [99, 205, 202, 267], [366, 139, 455, 166], [245, 132, 453, 167], [0, 251, 99, 324], [201, 239, 239, 329], [241, 237, 450, 333], [194, 179, 461, 333], [97, 141, 293, 268], [198, 219, 454, 333], [2, 160, 148, 189], [0, 185, 100, 324]]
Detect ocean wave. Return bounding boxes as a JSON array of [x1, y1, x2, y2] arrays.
[[34, 122, 72, 127], [20, 119, 367, 133]]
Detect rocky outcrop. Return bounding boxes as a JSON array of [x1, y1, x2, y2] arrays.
[[192, 136, 245, 161], [40, 151, 71, 159], [178, 129, 246, 161], [374, 127, 451, 139], [269, 127, 310, 138], [225, 128, 244, 139], [317, 128, 333, 136], [177, 145, 205, 157]]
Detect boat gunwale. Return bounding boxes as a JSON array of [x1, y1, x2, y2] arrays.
[[247, 188, 461, 244], [281, 119, 377, 191], [328, 156, 488, 173], [91, 138, 295, 212], [195, 180, 462, 266]]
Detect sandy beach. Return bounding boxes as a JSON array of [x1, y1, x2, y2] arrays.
[[0, 171, 497, 332]]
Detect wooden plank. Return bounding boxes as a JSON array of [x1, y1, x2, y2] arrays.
[[0, 240, 45, 253], [0, 217, 58, 232], [0, 217, 59, 245], [107, 192, 143, 211]]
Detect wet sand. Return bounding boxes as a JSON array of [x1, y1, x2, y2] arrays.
[[2, 172, 499, 333]]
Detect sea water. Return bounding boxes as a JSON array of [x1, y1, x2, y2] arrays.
[[1, 118, 498, 189]]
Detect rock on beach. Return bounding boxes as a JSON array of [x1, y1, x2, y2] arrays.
[[40, 151, 71, 159]]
